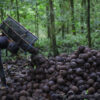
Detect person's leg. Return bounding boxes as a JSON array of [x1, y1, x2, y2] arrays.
[[0, 50, 6, 86]]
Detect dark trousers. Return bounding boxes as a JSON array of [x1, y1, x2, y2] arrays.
[[0, 50, 6, 86]]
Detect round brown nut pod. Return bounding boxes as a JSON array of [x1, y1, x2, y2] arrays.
[[60, 53, 67, 57], [78, 46, 85, 53], [50, 84, 58, 91], [66, 57, 71, 62], [36, 74, 44, 80], [97, 89, 100, 93], [55, 56, 64, 62], [92, 62, 96, 67], [35, 89, 43, 94], [67, 74, 74, 81], [57, 77, 65, 85], [77, 80, 84, 86], [88, 87, 95, 94], [74, 50, 79, 56], [13, 76, 19, 82], [26, 76, 32, 82], [87, 79, 94, 85], [97, 77, 100, 82], [66, 81, 71, 86], [56, 62, 63, 66], [48, 81, 55, 87], [93, 82, 100, 89], [84, 63, 91, 69], [74, 76, 82, 82], [71, 86, 78, 93], [42, 85, 50, 93], [13, 92, 20, 99], [92, 56, 96, 61], [27, 89, 33, 96], [8, 88, 15, 94], [19, 96, 27, 100], [89, 73, 97, 80], [27, 82, 32, 89], [79, 53, 88, 60], [51, 65, 56, 69], [59, 70, 67, 77], [56, 65, 61, 71], [60, 65, 67, 70], [16, 86, 23, 92], [67, 90, 74, 96], [49, 60, 55, 65], [70, 62, 77, 68], [21, 70, 26, 74], [1, 96, 7, 100], [67, 68, 73, 74], [39, 83, 44, 89], [70, 55, 77, 60], [71, 59, 76, 62], [49, 75, 56, 82], [33, 83, 39, 89], [83, 72, 88, 80], [58, 85, 65, 91], [6, 95, 14, 100], [63, 87, 69, 93], [75, 68, 83, 75], [78, 85, 85, 92], [84, 84, 89, 89], [68, 95, 75, 100], [76, 58, 85, 65], [83, 47, 90, 53], [19, 90, 28, 96], [91, 50, 97, 55], [87, 51, 92, 57], [48, 67, 55, 74], [27, 97, 33, 100], [38, 68, 44, 73], [88, 57, 93, 63]]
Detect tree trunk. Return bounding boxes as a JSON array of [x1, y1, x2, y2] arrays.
[[61, 24, 65, 38], [46, 4, 51, 38], [10, 0, 13, 16], [81, 0, 87, 34], [0, 7, 4, 21], [70, 0, 76, 35], [35, 2, 39, 37], [87, 0, 91, 47], [67, 19, 69, 34], [16, 0, 20, 22], [49, 0, 58, 56], [81, 0, 84, 34], [59, 0, 66, 38]]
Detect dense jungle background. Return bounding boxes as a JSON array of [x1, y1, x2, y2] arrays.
[[0, 0, 100, 57], [0, 1, 100, 100]]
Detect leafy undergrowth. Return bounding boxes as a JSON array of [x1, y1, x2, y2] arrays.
[[35, 32, 100, 57], [1, 32, 100, 61]]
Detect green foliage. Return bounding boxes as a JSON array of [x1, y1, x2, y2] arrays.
[[2, 50, 17, 62], [0, 0, 100, 56], [35, 31, 100, 56]]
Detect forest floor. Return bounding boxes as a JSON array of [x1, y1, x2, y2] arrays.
[[0, 46, 100, 100], [0, 58, 38, 100]]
